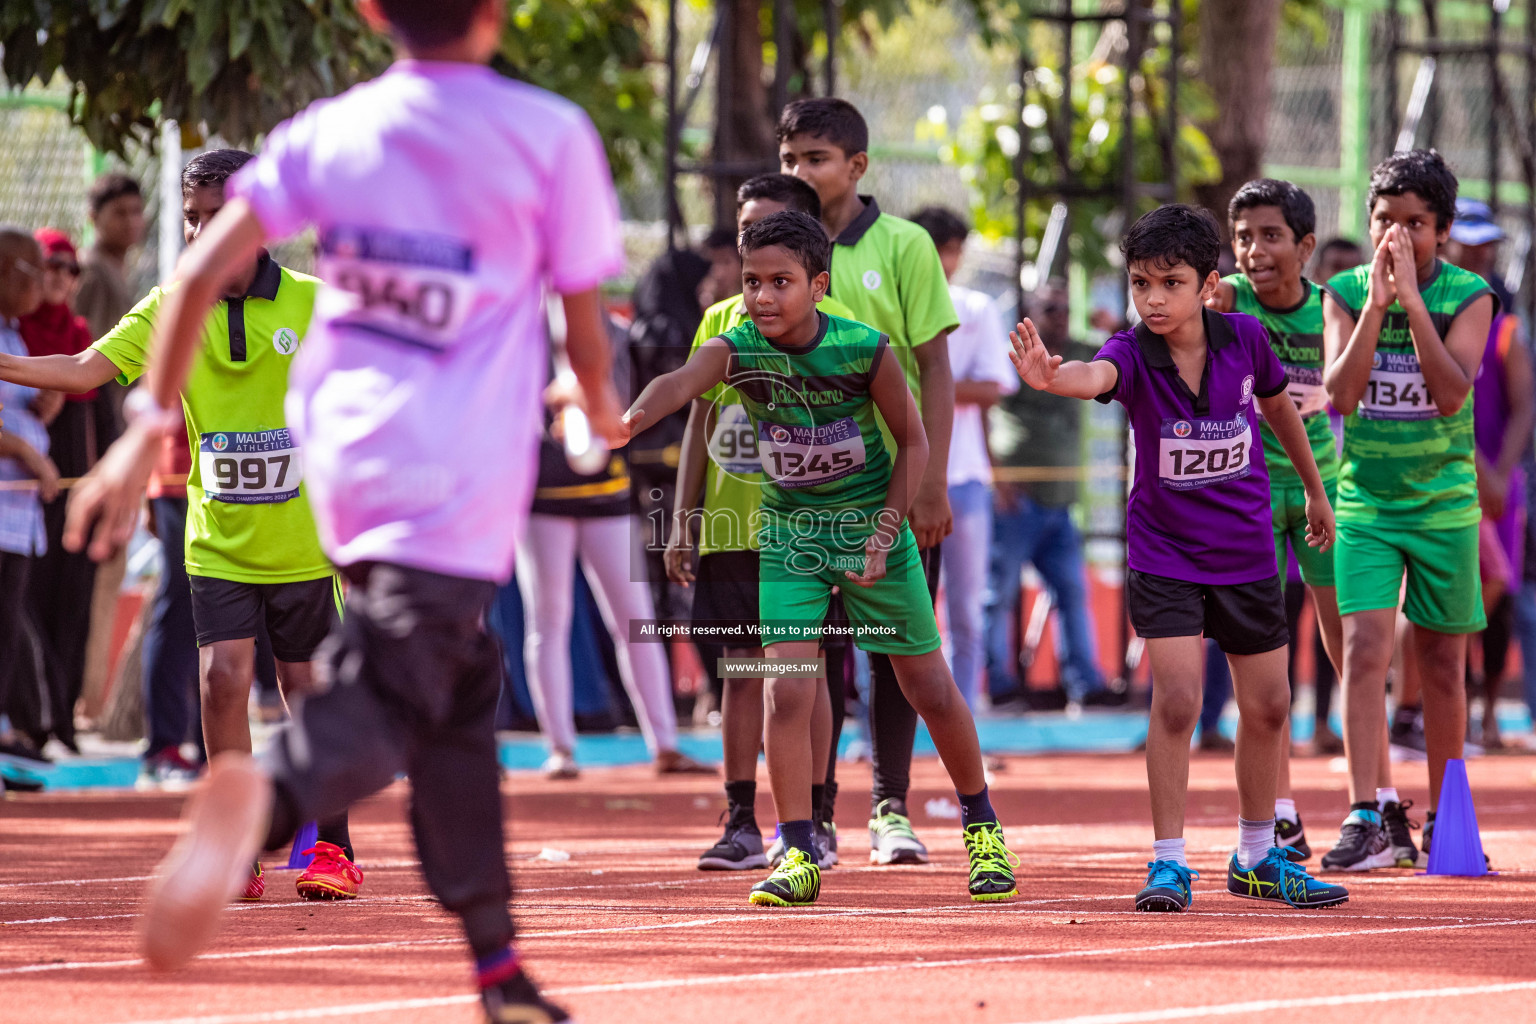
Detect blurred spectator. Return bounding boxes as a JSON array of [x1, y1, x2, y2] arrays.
[[0, 229, 52, 762], [984, 281, 1111, 707], [1199, 639, 1236, 752], [696, 226, 743, 311], [909, 207, 1017, 709], [1311, 237, 1363, 285], [1444, 199, 1515, 312], [18, 229, 96, 749]]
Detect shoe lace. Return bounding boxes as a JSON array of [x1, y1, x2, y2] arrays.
[[1337, 818, 1374, 849], [1384, 798, 1421, 832], [963, 824, 1020, 880], [1261, 848, 1322, 908], [1144, 860, 1198, 897], [772, 847, 819, 896], [872, 810, 918, 841]]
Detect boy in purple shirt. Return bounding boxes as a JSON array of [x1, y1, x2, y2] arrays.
[[1010, 205, 1349, 911], [62, 1, 624, 1019]]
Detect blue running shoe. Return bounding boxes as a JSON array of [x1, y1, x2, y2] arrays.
[[1135, 860, 1198, 912], [1226, 848, 1348, 908]]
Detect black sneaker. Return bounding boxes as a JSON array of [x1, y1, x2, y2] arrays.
[[1320, 812, 1395, 871], [698, 810, 768, 871], [481, 970, 570, 1023], [1381, 799, 1421, 867], [0, 738, 51, 765], [1275, 816, 1311, 862], [1421, 810, 1492, 869], [1390, 706, 1427, 761]]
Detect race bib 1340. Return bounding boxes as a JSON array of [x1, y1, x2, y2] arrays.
[[1360, 351, 1436, 420], [317, 226, 475, 351], [198, 430, 302, 504], [759, 416, 867, 489], [1158, 415, 1253, 491]]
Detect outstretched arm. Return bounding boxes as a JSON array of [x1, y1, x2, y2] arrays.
[[1008, 317, 1116, 399], [617, 338, 730, 445], [0, 349, 120, 394]]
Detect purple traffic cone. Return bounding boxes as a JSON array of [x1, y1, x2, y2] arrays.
[[285, 821, 319, 869], [1425, 759, 1488, 877]]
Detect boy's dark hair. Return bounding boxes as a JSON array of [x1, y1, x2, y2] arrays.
[[1368, 149, 1458, 229], [736, 174, 822, 220], [375, 0, 489, 49], [1121, 204, 1222, 279], [182, 149, 255, 196], [88, 173, 141, 216], [703, 226, 739, 251], [909, 206, 970, 249], [739, 211, 831, 279], [776, 98, 869, 157], [1227, 178, 1315, 243], [1318, 236, 1363, 259]]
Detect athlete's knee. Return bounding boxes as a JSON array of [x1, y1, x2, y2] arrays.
[[1342, 621, 1393, 679], [1241, 685, 1291, 734], [763, 678, 815, 718], [201, 657, 252, 713], [1151, 687, 1201, 735]]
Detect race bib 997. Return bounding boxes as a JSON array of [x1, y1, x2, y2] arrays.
[[708, 404, 760, 475], [318, 227, 475, 350], [1360, 351, 1436, 420], [759, 416, 867, 489], [198, 430, 302, 504], [1158, 416, 1252, 491]]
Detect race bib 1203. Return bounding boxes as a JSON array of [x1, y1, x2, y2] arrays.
[[1360, 351, 1436, 420], [1158, 415, 1253, 491], [198, 430, 302, 504], [708, 403, 760, 475], [317, 226, 476, 351], [759, 416, 867, 489]]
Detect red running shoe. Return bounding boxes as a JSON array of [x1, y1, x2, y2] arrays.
[[295, 842, 364, 900], [241, 862, 265, 901]]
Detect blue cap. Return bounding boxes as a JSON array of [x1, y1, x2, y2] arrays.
[[1450, 198, 1504, 246]]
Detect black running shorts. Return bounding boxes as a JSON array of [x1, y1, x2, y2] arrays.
[[188, 574, 342, 662], [694, 550, 761, 649], [1126, 570, 1288, 656]]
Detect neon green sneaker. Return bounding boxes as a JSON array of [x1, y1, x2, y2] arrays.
[[963, 821, 1019, 901], [748, 846, 821, 907]]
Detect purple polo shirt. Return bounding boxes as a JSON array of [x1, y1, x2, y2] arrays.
[[1094, 309, 1288, 585]]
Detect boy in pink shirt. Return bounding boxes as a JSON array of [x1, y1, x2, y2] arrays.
[[64, 1, 624, 1019]]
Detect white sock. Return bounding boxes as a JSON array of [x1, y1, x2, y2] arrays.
[[1151, 837, 1188, 868], [1237, 817, 1276, 869], [1274, 798, 1298, 824], [1376, 787, 1400, 811]]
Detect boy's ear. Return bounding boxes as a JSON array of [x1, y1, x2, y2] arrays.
[[848, 151, 869, 183], [1297, 232, 1317, 266], [1201, 270, 1221, 301], [812, 270, 830, 302]]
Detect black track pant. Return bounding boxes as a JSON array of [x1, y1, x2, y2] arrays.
[[262, 562, 512, 958], [866, 544, 943, 812]]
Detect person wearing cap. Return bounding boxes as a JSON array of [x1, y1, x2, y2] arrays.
[[1443, 202, 1534, 747], [18, 229, 101, 748]]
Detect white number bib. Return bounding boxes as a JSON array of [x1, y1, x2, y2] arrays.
[[1283, 364, 1328, 417], [1158, 416, 1253, 491], [1361, 351, 1436, 420], [759, 416, 867, 488], [199, 430, 303, 504], [318, 227, 475, 351], [708, 404, 760, 475]]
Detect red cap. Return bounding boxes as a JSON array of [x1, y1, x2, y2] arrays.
[[34, 227, 76, 260]]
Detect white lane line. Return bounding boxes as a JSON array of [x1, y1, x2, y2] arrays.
[[1005, 979, 1536, 1024], [97, 917, 1536, 1024], [0, 875, 152, 890]]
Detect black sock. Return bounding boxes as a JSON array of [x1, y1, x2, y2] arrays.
[[316, 812, 354, 862], [778, 819, 816, 860], [724, 780, 757, 828], [957, 786, 997, 827], [822, 779, 839, 823], [262, 783, 302, 854], [810, 784, 826, 824]]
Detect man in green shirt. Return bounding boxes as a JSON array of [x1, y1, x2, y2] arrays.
[[1321, 149, 1494, 870], [778, 98, 960, 866], [0, 151, 360, 900], [670, 174, 856, 872]]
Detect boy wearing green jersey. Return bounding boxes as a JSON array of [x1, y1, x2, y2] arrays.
[[0, 151, 360, 900], [1321, 150, 1495, 870], [624, 211, 1017, 906], [670, 175, 856, 872]]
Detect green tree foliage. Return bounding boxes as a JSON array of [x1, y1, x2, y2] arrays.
[[0, 1, 659, 183]]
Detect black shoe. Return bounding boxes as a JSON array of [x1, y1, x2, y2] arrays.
[[481, 970, 570, 1023], [0, 738, 51, 765], [1320, 814, 1394, 871], [1390, 706, 1427, 759], [1421, 810, 1492, 868], [698, 810, 768, 871], [1082, 688, 1129, 709], [1275, 816, 1311, 861], [1381, 799, 1421, 867]]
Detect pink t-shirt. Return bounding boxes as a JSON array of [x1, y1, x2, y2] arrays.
[[232, 61, 623, 581]]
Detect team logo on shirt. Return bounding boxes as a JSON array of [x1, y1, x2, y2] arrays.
[[211, 434, 229, 452], [770, 426, 791, 444], [862, 270, 882, 291], [1172, 420, 1192, 438], [272, 328, 299, 355], [1372, 352, 1383, 369], [1240, 374, 1254, 406]]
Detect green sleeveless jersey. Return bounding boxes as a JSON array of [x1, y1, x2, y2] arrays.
[[1224, 274, 1338, 485], [1321, 260, 1494, 528], [719, 312, 893, 534]]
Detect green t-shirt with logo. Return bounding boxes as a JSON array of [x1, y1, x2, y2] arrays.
[[719, 312, 893, 537], [826, 197, 959, 410], [692, 293, 857, 555], [1224, 274, 1338, 486], [1321, 260, 1494, 529], [91, 255, 331, 584]]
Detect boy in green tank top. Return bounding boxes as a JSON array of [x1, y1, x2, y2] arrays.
[[621, 211, 1017, 907], [1320, 150, 1495, 870]]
